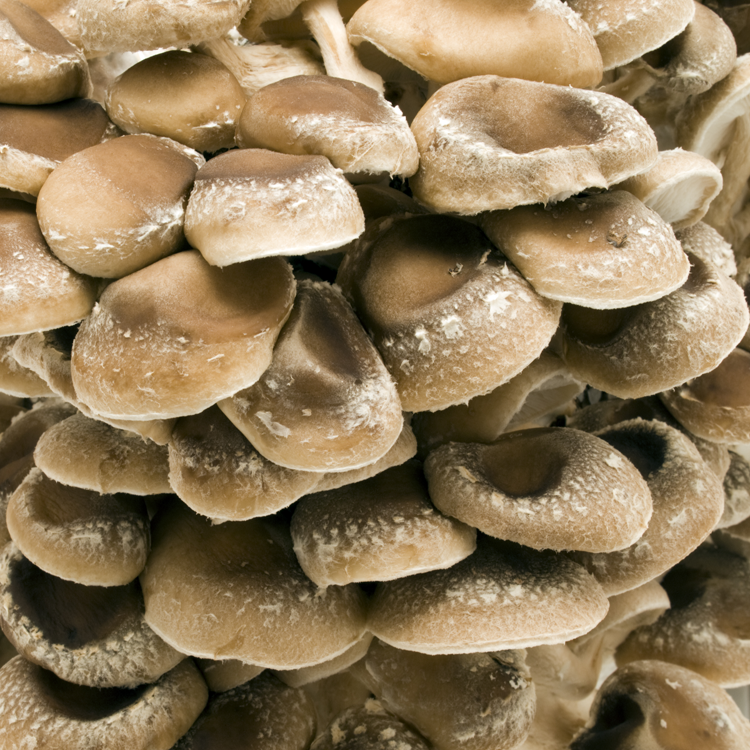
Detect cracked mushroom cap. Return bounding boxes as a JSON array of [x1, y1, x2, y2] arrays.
[[424, 427, 653, 553], [0, 656, 207, 750], [0, 544, 184, 688], [409, 76, 658, 215], [71, 250, 296, 421]]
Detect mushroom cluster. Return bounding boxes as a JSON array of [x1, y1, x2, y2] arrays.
[[1, 0, 750, 748]]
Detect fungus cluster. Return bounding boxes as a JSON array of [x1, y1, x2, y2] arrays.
[[0, 0, 750, 748]]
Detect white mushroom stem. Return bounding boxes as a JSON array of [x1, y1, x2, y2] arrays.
[[599, 65, 656, 104], [300, 0, 384, 92]]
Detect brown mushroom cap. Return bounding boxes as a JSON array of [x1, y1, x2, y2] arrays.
[[409, 76, 658, 215], [675, 220, 737, 277], [425, 427, 652, 553], [716, 451, 750, 529], [71, 250, 296, 420], [195, 658, 264, 694], [0, 335, 53, 398]]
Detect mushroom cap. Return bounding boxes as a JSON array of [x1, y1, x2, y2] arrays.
[[71, 250, 296, 420], [0, 656, 208, 750], [346, 0, 602, 88], [675, 221, 737, 277], [0, 335, 53, 398], [105, 50, 246, 154], [184, 148, 365, 265], [141, 499, 368, 669], [0, 544, 184, 688], [480, 191, 690, 309], [424, 427, 652, 553], [195, 658, 264, 694], [237, 74, 418, 178], [409, 76, 658, 215], [367, 535, 609, 654], [716, 451, 750, 530], [336, 213, 561, 412]]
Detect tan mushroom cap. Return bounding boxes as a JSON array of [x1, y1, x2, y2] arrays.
[[237, 75, 418, 179], [0, 336, 53, 398], [37, 134, 203, 279], [0, 392, 24, 433], [675, 221, 737, 277], [0, 99, 117, 198], [195, 658, 264, 694], [346, 0, 602, 88], [6, 468, 151, 586], [105, 50, 246, 154], [560, 252, 749, 399], [336, 214, 562, 412], [77, 0, 252, 56], [0, 656, 208, 750], [175, 672, 317, 750], [0, 199, 97, 337], [0, 545, 184, 689], [481, 191, 690, 309], [291, 461, 476, 586], [570, 660, 750, 749], [409, 76, 658, 215], [21, 0, 80, 47], [0, 0, 90, 104], [568, 0, 696, 70], [33, 413, 170, 495], [569, 419, 724, 596], [219, 279, 403, 473], [368, 535, 609, 654], [716, 451, 750, 529], [425, 427, 652, 553], [354, 641, 536, 750], [616, 546, 750, 688], [71, 250, 296, 421], [142, 500, 368, 669]]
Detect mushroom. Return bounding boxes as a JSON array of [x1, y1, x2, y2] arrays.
[[0, 336, 53, 398], [715, 451, 750, 530], [674, 220, 737, 277], [195, 658, 265, 694]]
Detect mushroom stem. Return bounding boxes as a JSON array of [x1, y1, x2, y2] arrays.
[[599, 66, 656, 103], [300, 0, 384, 92]]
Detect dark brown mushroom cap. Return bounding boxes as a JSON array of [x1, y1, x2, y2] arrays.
[[570, 660, 750, 749], [336, 213, 561, 412], [368, 535, 608, 654], [0, 656, 208, 750], [355, 641, 536, 750], [71, 250, 296, 420], [0, 199, 96, 336], [6, 468, 151, 586], [173, 672, 316, 750], [142, 499, 368, 669], [424, 427, 652, 553], [409, 76, 657, 214], [0, 545, 184, 688], [569, 419, 725, 596], [0, 0, 90, 104]]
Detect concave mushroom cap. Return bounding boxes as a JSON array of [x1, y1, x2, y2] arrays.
[[675, 221, 737, 277], [560, 251, 750, 399], [615, 149, 723, 230], [0, 656, 207, 750], [570, 660, 750, 749], [0, 544, 184, 688], [0, 335, 53, 398], [569, 418, 725, 596], [411, 350, 585, 459], [0, 98, 117, 198], [346, 0, 602, 88], [105, 50, 246, 154], [716, 451, 750, 529], [367, 535, 609, 654], [313, 699, 431, 750], [77, 0, 252, 57], [237, 74, 418, 178], [424, 427, 652, 554], [37, 134, 203, 279], [142, 499, 368, 669], [33, 413, 170, 496], [0, 199, 96, 336], [480, 191, 690, 309], [219, 279, 403, 473], [659, 347, 750, 444], [6, 467, 150, 586], [290, 460, 477, 586], [195, 658, 264, 694], [336, 213, 562, 412], [354, 641, 536, 750], [408, 76, 658, 215], [184, 148, 364, 266], [615, 546, 750, 687], [173, 671, 316, 750], [71, 250, 296, 420], [0, 0, 89, 104]]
